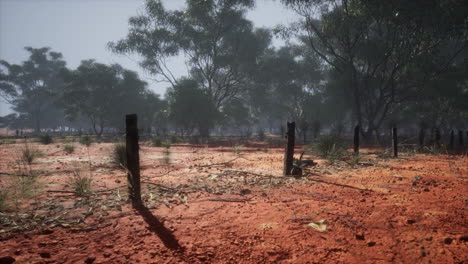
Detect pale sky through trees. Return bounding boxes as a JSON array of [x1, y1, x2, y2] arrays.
[[0, 0, 298, 115]]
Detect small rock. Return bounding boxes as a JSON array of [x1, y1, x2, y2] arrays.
[[355, 234, 365, 240], [407, 219, 416, 224], [444, 237, 453, 245], [459, 235, 468, 242], [85, 256, 96, 264], [103, 253, 111, 258], [367, 241, 376, 247], [39, 252, 51, 258], [13, 250, 20, 256], [423, 188, 430, 192], [0, 256, 15, 264], [425, 237, 433, 241]]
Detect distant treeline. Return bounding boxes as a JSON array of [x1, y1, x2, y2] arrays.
[[0, 0, 467, 144]]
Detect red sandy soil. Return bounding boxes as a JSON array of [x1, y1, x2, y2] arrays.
[[0, 140, 467, 264]]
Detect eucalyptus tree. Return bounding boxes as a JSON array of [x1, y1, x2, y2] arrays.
[[283, 0, 468, 139], [109, 0, 270, 109], [0, 47, 67, 132], [60, 60, 150, 135], [165, 78, 219, 136]]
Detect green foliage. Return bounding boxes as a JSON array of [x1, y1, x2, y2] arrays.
[[112, 143, 127, 168], [79, 135, 93, 147], [60, 60, 153, 135], [0, 47, 67, 132], [39, 134, 53, 145], [311, 134, 347, 161], [166, 79, 219, 136], [71, 170, 93, 196], [64, 144, 75, 154]]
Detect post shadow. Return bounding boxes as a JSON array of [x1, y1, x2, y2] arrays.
[[135, 204, 185, 252]]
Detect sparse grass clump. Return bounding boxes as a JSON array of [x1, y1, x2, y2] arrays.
[[21, 145, 41, 165], [71, 170, 93, 196], [79, 135, 93, 147], [310, 133, 346, 162], [64, 144, 75, 154], [39, 134, 53, 145], [233, 144, 244, 156], [152, 138, 163, 147], [112, 143, 127, 168]]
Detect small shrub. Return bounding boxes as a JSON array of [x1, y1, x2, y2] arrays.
[[71, 170, 92, 196], [39, 134, 53, 145], [311, 134, 346, 161], [170, 135, 178, 144], [21, 145, 41, 165], [152, 138, 162, 147], [64, 144, 75, 154], [233, 144, 244, 156], [79, 135, 93, 147], [112, 143, 127, 168], [351, 153, 360, 166]]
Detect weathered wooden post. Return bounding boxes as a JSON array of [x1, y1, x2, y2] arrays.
[[435, 128, 441, 147], [283, 122, 295, 176], [418, 128, 425, 150], [392, 126, 398, 158], [126, 114, 142, 206], [353, 125, 360, 154], [449, 130, 454, 151], [459, 130, 464, 148]]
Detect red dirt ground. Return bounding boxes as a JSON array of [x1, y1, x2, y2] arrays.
[[0, 139, 467, 264]]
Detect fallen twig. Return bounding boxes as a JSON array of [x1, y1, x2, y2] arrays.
[[308, 178, 372, 191], [207, 197, 251, 202]]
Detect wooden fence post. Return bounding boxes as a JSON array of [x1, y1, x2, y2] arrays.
[[283, 122, 295, 176], [418, 128, 425, 150], [435, 128, 441, 147], [353, 125, 360, 154], [449, 130, 454, 151], [126, 114, 142, 206], [459, 130, 464, 148], [392, 126, 398, 158]]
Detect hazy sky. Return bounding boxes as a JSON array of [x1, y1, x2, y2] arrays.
[[0, 0, 298, 115]]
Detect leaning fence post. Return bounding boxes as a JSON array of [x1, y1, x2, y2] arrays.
[[392, 126, 398, 158], [126, 114, 142, 206], [283, 122, 295, 176], [353, 125, 360, 154]]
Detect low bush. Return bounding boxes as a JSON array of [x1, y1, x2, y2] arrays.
[[310, 133, 347, 161], [71, 170, 93, 196], [39, 134, 53, 145], [64, 144, 75, 154], [79, 135, 93, 147]]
